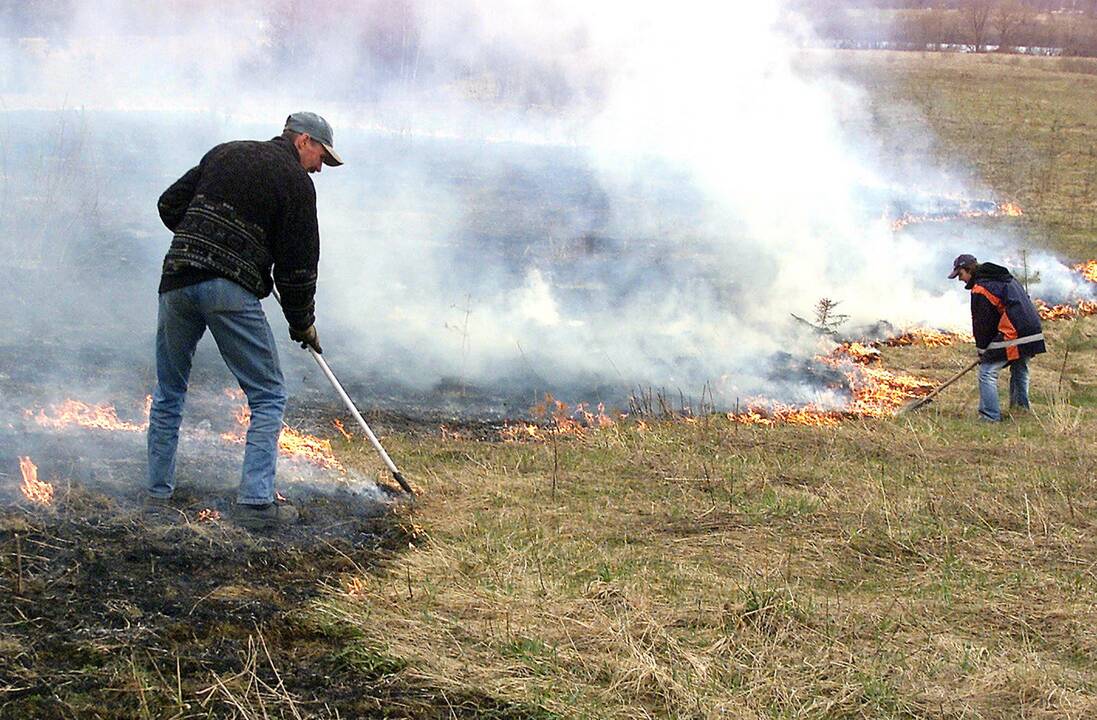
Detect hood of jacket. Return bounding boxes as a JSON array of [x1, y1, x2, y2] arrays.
[[966, 262, 1012, 289]]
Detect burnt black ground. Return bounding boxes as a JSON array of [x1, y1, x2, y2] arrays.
[[0, 484, 555, 719], [0, 343, 553, 718]]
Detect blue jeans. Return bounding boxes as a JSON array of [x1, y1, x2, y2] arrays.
[[978, 357, 1030, 422], [147, 278, 286, 505]]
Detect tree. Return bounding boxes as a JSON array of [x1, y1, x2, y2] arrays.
[[967, 0, 996, 51], [993, 0, 1033, 50], [813, 298, 849, 335]]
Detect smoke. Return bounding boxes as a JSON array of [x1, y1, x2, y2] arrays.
[[0, 0, 1090, 414]]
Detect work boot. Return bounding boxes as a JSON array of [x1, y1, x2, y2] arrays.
[[233, 501, 299, 530], [142, 494, 175, 518]]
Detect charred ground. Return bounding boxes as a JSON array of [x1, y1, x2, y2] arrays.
[[0, 485, 557, 719]]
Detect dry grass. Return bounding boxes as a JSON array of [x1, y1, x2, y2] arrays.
[[322, 315, 1097, 718], [196, 633, 305, 720], [803, 50, 1097, 261]]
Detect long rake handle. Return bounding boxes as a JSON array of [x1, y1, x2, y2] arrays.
[[900, 359, 980, 414], [923, 359, 981, 400], [306, 349, 414, 494], [271, 290, 413, 494]]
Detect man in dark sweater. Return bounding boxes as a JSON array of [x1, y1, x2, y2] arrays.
[[147, 112, 343, 527], [949, 253, 1046, 422]]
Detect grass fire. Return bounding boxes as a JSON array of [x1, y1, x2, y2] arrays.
[[18, 457, 53, 507], [5, 6, 1097, 720]]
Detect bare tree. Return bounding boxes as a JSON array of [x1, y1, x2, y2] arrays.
[[915, 8, 946, 48], [967, 0, 996, 52], [813, 298, 849, 335], [993, 0, 1033, 50]]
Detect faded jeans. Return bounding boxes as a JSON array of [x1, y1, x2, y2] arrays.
[[978, 357, 1029, 422], [147, 278, 286, 505]]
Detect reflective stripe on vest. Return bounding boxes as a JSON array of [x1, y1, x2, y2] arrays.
[[983, 333, 1044, 350]]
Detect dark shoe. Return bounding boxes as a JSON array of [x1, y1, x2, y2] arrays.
[[233, 501, 299, 529], [143, 494, 174, 516]]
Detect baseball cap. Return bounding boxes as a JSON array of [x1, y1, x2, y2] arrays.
[[284, 111, 343, 166], [947, 253, 978, 279]]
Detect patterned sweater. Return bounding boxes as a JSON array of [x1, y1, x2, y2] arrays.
[[157, 136, 319, 331]]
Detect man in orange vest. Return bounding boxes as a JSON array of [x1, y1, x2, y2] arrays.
[[949, 254, 1046, 421]]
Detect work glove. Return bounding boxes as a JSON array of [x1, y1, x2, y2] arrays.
[[289, 324, 322, 354]]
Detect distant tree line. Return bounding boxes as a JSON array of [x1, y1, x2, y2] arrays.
[[0, 0, 593, 107], [791, 0, 1097, 55]]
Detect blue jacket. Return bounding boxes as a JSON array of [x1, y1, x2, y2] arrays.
[[966, 263, 1046, 363]]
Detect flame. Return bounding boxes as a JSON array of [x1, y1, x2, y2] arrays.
[[494, 261, 1097, 437], [196, 508, 221, 522], [844, 364, 937, 417], [343, 576, 368, 596], [884, 329, 970, 348], [836, 341, 881, 363], [501, 395, 616, 442], [221, 401, 345, 471], [279, 425, 345, 471], [1035, 298, 1097, 321], [725, 349, 937, 427], [440, 424, 471, 441], [19, 456, 54, 506], [333, 418, 352, 440], [28, 399, 147, 432], [1074, 260, 1097, 284], [891, 200, 1024, 232], [729, 403, 842, 427]]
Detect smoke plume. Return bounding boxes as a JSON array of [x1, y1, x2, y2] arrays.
[[0, 0, 1089, 415]]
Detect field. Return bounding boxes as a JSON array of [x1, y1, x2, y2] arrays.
[[3, 52, 1097, 719], [818, 51, 1097, 261]]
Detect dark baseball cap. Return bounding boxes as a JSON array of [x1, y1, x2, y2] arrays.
[[947, 253, 978, 278], [284, 111, 343, 166]]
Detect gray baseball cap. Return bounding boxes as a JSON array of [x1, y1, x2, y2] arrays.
[[284, 111, 343, 166], [947, 253, 978, 278]]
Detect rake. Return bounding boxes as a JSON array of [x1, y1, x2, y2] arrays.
[[897, 359, 980, 415], [272, 290, 413, 494]]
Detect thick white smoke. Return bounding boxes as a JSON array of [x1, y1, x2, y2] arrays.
[[0, 0, 1088, 410]]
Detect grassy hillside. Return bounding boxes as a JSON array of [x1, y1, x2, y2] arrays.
[[814, 51, 1097, 261], [310, 52, 1097, 719], [329, 309, 1097, 719]]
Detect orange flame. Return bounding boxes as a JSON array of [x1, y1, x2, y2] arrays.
[[495, 257, 1097, 438], [725, 350, 937, 427], [501, 370, 936, 436], [196, 508, 221, 522], [279, 425, 345, 471], [501, 395, 616, 442], [730, 403, 842, 427], [221, 401, 345, 471], [891, 200, 1024, 232], [343, 576, 368, 595], [1035, 298, 1097, 321], [1075, 260, 1097, 284], [883, 328, 970, 348], [28, 399, 147, 432], [333, 418, 352, 440], [19, 456, 54, 506], [439, 424, 472, 441], [836, 341, 881, 364]]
